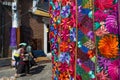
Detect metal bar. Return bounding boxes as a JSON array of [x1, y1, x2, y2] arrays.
[[1, 2, 5, 57], [92, 0, 97, 80], [117, 0, 120, 80], [75, 0, 78, 80], [0, 3, 2, 58], [117, 0, 120, 49]]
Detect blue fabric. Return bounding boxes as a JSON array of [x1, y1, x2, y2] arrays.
[[81, 8, 91, 15], [78, 30, 84, 41], [32, 50, 46, 57], [77, 0, 82, 5], [80, 45, 89, 53]]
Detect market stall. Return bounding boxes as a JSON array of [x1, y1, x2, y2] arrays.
[[49, 0, 120, 80]]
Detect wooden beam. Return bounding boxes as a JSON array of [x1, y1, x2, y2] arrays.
[[34, 10, 50, 17], [16, 27, 20, 47]]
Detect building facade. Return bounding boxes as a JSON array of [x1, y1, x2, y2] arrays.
[[0, 0, 50, 58]]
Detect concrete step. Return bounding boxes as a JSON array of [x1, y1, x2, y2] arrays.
[[0, 55, 51, 67], [0, 58, 11, 67], [46, 53, 52, 60], [35, 57, 51, 63]]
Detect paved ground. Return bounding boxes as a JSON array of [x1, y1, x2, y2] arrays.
[[0, 62, 52, 80]]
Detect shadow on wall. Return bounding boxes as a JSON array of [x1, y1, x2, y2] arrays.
[[20, 25, 33, 43], [0, 3, 12, 57], [19, 0, 44, 50], [20, 0, 33, 45]]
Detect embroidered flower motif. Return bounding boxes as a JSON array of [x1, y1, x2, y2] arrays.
[[98, 34, 119, 58]]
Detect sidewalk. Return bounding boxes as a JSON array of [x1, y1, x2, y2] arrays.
[[0, 62, 52, 80]]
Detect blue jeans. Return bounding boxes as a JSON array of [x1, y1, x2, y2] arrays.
[[14, 56, 20, 69]]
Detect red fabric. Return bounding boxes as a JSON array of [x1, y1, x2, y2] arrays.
[[95, 0, 113, 10], [61, 0, 70, 6], [76, 75, 82, 80], [81, 64, 90, 72], [19, 61, 25, 65], [78, 25, 90, 35]]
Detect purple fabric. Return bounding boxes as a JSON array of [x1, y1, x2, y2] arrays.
[[87, 31, 94, 40], [105, 14, 118, 34], [108, 59, 120, 80], [98, 56, 111, 70], [10, 28, 17, 47]]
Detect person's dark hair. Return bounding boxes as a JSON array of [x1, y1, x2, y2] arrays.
[[19, 45, 23, 48], [19, 45, 26, 48]]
